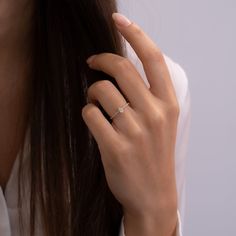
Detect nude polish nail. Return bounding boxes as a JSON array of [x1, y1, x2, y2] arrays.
[[112, 13, 131, 27]]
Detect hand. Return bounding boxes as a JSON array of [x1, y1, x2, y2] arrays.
[[82, 13, 180, 235]]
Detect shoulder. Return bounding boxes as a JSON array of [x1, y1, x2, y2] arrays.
[[125, 42, 190, 110]]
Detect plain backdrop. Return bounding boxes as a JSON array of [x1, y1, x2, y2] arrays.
[[118, 0, 236, 235]]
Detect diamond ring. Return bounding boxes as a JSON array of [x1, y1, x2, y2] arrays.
[[110, 102, 130, 120]]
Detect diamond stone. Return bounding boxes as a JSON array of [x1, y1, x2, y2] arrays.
[[118, 107, 124, 113]]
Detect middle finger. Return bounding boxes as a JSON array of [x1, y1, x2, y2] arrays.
[[86, 53, 153, 112]]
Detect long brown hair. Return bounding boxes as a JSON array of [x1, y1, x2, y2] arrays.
[[18, 0, 126, 235]]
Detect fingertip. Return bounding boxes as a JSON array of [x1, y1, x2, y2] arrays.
[[112, 12, 132, 27]]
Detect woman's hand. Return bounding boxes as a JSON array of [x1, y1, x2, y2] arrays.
[[82, 13, 180, 236]]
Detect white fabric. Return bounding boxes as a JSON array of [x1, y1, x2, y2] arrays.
[[0, 43, 191, 236]]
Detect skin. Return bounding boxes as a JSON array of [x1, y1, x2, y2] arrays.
[[0, 0, 33, 190], [82, 14, 180, 236]]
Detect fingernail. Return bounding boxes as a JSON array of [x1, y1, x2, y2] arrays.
[[86, 55, 96, 64], [112, 13, 131, 27]]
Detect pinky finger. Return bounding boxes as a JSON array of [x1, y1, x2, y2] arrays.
[[81, 103, 118, 148]]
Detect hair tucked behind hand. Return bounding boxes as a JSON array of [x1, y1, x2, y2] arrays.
[[18, 0, 126, 235]]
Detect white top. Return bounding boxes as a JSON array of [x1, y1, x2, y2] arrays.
[[0, 42, 191, 236]]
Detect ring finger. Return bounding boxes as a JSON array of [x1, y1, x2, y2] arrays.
[[87, 80, 139, 135]]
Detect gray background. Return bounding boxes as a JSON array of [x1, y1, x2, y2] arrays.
[[119, 0, 236, 235]]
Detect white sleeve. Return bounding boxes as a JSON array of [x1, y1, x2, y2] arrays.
[[119, 216, 125, 236], [119, 41, 191, 236], [168, 58, 191, 234]]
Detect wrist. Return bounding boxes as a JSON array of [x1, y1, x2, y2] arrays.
[[124, 199, 178, 236], [123, 207, 178, 236]]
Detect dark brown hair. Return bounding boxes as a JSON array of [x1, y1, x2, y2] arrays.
[[18, 0, 126, 235]]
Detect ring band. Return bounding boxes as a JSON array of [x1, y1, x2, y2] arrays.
[[110, 102, 130, 120]]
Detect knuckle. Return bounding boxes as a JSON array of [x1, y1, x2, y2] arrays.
[[81, 103, 97, 119], [95, 80, 113, 90], [166, 102, 180, 118], [146, 111, 166, 129], [116, 58, 133, 71], [144, 48, 164, 63], [87, 80, 113, 96]]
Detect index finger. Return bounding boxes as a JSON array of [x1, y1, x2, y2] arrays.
[[112, 13, 177, 103]]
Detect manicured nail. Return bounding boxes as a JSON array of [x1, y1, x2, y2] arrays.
[[86, 55, 96, 64], [112, 13, 131, 27]]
